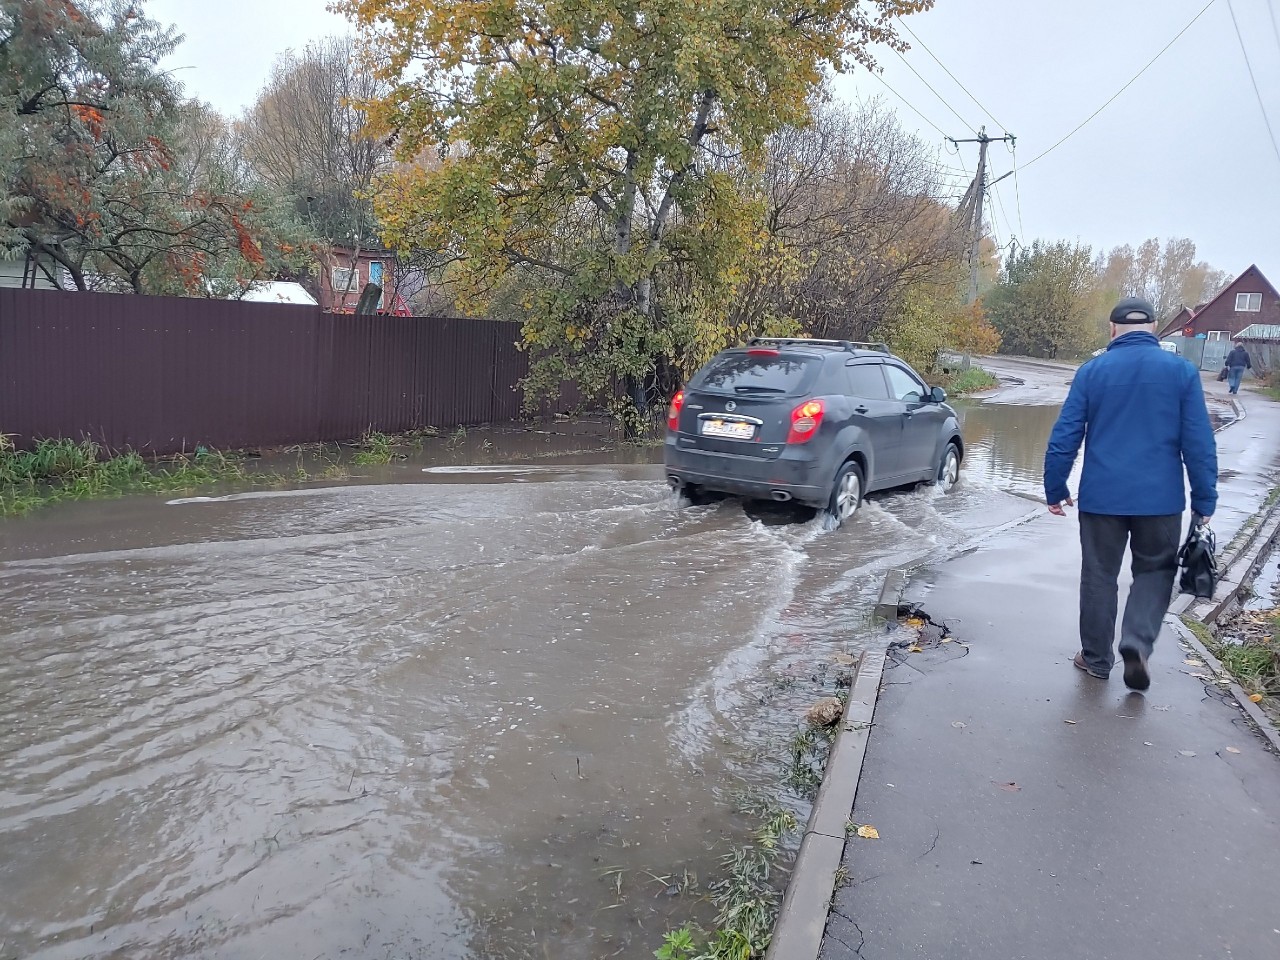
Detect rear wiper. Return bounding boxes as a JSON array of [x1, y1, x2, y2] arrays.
[[733, 385, 786, 394]]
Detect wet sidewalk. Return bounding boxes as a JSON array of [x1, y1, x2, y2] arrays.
[[821, 391, 1280, 960]]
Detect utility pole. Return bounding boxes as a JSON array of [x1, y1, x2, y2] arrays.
[[948, 126, 1015, 305]]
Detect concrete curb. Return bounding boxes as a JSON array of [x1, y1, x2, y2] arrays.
[[765, 649, 885, 960], [1167, 474, 1280, 753], [872, 506, 1045, 623], [1166, 618, 1280, 755]]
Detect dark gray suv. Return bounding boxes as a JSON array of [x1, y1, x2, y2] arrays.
[[664, 338, 963, 525]]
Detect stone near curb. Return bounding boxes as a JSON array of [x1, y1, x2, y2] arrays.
[[766, 650, 885, 960], [805, 661, 880, 842]]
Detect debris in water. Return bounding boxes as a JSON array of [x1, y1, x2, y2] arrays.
[[805, 698, 844, 727]]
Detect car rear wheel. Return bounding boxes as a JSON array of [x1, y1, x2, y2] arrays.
[[678, 483, 724, 507], [934, 442, 961, 492], [825, 461, 864, 526]]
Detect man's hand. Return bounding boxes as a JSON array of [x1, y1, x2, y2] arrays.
[[1048, 496, 1075, 517]]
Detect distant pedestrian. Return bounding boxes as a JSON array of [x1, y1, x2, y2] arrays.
[[1043, 297, 1218, 691], [1224, 340, 1252, 395]]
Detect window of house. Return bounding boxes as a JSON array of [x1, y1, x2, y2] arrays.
[[1236, 292, 1262, 312], [331, 266, 357, 293], [1206, 331, 1230, 341]]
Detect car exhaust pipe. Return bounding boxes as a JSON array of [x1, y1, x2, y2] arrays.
[[770, 490, 792, 502], [668, 475, 682, 488]]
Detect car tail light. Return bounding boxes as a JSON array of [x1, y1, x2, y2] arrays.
[[747, 348, 780, 356], [667, 389, 685, 431], [786, 399, 825, 443]]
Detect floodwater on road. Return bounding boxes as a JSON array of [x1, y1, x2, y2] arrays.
[[0, 389, 1065, 960]]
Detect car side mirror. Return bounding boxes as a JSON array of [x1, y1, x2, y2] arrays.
[[929, 386, 947, 404]]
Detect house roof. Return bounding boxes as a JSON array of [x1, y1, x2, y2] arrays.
[[241, 281, 318, 306], [1157, 264, 1278, 337], [1237, 323, 1280, 341]]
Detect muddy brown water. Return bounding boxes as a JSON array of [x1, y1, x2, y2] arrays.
[[1, 402, 1059, 960]]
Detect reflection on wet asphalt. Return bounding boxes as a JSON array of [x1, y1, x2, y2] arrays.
[[0, 403, 1059, 960]]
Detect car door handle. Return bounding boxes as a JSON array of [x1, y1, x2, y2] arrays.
[[854, 405, 868, 414]]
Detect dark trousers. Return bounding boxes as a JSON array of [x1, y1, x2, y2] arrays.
[[1078, 513, 1182, 675]]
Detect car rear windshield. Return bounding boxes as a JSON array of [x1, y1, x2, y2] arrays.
[[691, 352, 819, 395]]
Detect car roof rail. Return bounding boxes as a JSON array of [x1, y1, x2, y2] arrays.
[[746, 337, 891, 355]]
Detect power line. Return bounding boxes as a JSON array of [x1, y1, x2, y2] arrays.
[[986, 158, 1016, 246], [1020, 0, 1220, 170], [896, 18, 1007, 131], [1010, 144, 1026, 240], [890, 46, 978, 134], [866, 69, 949, 138], [1227, 0, 1280, 166]]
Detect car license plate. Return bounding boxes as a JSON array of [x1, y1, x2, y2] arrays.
[[701, 418, 755, 440]]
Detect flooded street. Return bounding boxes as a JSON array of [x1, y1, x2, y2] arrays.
[[1, 367, 1065, 960]]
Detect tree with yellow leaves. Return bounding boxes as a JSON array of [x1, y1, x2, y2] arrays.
[[338, 0, 934, 429]]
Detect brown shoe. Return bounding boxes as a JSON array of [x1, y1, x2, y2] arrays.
[[1074, 651, 1107, 679]]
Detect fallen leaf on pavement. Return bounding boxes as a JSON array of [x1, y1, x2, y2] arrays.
[[1179, 750, 1197, 757], [941, 637, 953, 643], [993, 781, 1021, 792], [856, 825, 880, 840], [1226, 747, 1241, 754], [833, 653, 856, 666], [951, 721, 966, 729], [1063, 720, 1077, 725], [1249, 693, 1264, 703], [1183, 659, 1204, 666], [908, 644, 923, 654], [905, 617, 925, 628], [970, 859, 983, 865]]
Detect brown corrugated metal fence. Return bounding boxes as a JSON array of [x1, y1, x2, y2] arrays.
[[0, 288, 558, 454]]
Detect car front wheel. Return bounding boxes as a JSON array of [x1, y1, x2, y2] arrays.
[[934, 442, 961, 492], [826, 461, 864, 526]]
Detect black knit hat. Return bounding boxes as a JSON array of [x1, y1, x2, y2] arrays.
[[1109, 297, 1157, 325]]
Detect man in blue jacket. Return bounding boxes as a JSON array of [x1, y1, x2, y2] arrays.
[[1044, 297, 1218, 691]]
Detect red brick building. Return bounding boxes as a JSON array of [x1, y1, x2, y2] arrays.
[[1158, 264, 1280, 342], [316, 246, 408, 314]]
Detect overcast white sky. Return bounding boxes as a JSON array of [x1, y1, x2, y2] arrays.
[[152, 0, 1280, 278]]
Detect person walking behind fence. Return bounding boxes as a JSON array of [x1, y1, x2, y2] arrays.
[[1225, 340, 1252, 395], [1044, 297, 1218, 691]]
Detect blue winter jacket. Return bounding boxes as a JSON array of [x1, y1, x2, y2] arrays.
[[1043, 332, 1218, 517]]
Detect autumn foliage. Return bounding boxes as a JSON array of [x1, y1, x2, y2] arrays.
[[341, 0, 935, 425]]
